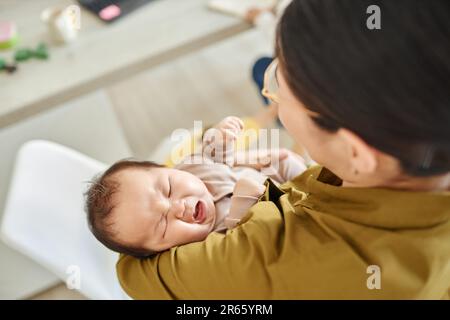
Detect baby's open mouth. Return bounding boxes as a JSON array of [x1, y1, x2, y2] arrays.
[[194, 201, 207, 224]]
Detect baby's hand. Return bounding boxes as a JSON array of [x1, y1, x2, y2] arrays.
[[233, 177, 266, 199], [213, 116, 244, 142], [202, 116, 244, 165]]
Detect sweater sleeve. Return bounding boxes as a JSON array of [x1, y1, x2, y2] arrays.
[[266, 150, 308, 183], [225, 178, 267, 229]]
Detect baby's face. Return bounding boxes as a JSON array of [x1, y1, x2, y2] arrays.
[[111, 167, 216, 252]]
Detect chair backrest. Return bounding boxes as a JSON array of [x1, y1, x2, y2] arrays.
[[0, 140, 128, 299]]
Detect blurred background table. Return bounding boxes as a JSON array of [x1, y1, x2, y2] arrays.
[[0, 0, 250, 128]]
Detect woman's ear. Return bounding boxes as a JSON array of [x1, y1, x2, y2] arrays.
[[338, 129, 378, 174]]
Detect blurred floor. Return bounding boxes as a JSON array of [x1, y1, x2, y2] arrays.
[[107, 29, 293, 158], [29, 283, 87, 300], [29, 29, 293, 300]]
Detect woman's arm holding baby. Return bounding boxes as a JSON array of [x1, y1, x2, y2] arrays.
[[116, 199, 282, 299]]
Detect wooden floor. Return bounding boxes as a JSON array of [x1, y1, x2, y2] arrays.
[[29, 29, 294, 300]]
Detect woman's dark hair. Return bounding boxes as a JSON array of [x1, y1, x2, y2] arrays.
[[277, 0, 450, 176]]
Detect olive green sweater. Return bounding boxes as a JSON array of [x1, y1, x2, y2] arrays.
[[117, 166, 450, 299]]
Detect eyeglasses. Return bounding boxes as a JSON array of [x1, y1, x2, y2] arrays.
[[261, 58, 321, 118], [261, 59, 280, 104]]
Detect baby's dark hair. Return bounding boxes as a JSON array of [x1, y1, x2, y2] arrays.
[[84, 159, 164, 258]]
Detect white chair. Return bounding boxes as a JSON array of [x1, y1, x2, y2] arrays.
[[0, 140, 129, 299]]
